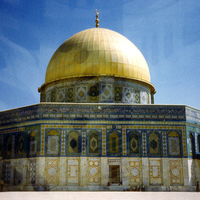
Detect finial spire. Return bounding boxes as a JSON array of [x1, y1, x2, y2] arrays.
[[95, 9, 99, 28]]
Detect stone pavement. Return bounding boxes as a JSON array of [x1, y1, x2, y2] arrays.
[[0, 192, 199, 200]]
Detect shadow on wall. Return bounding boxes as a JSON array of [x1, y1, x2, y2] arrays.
[[1, 158, 50, 191]]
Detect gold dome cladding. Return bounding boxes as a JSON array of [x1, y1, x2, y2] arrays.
[[43, 28, 152, 89]]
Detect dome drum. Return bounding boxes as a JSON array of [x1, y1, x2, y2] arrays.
[[40, 76, 154, 104]]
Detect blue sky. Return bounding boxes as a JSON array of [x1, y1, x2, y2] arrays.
[[0, 0, 200, 111]]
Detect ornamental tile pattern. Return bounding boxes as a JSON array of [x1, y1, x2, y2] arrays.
[[28, 159, 36, 185], [75, 86, 88, 102], [129, 160, 141, 185], [82, 130, 86, 155], [67, 158, 79, 185], [41, 125, 45, 156], [162, 131, 167, 156], [142, 132, 147, 156], [123, 87, 134, 103], [56, 88, 65, 102], [88, 158, 101, 184], [3, 161, 11, 184], [169, 159, 183, 185], [61, 130, 66, 155], [101, 84, 113, 101], [149, 159, 162, 185], [45, 158, 59, 185]]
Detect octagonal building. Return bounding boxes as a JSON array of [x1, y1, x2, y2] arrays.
[[0, 15, 200, 191]]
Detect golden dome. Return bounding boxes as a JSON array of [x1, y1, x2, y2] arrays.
[[43, 28, 152, 89]]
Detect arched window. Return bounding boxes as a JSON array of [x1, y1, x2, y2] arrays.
[[107, 131, 121, 156], [110, 132, 118, 153], [148, 132, 161, 156], [128, 131, 141, 156], [16, 134, 25, 157], [189, 133, 195, 158], [67, 131, 80, 154], [29, 131, 37, 157], [88, 131, 101, 155], [168, 131, 181, 157], [46, 130, 60, 156], [4, 135, 12, 158]]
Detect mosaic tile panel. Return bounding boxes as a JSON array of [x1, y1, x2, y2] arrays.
[[51, 89, 56, 102], [3, 161, 11, 184], [107, 131, 121, 156], [46, 91, 51, 102], [40, 125, 45, 156], [68, 131, 80, 154], [162, 131, 167, 156], [56, 88, 65, 102], [46, 130, 60, 156], [134, 90, 140, 103], [129, 160, 141, 185], [67, 158, 79, 184], [123, 87, 134, 103], [141, 91, 148, 104], [101, 84, 112, 101], [114, 86, 122, 102], [88, 158, 101, 184], [82, 131, 86, 155], [168, 134, 180, 156], [45, 158, 59, 185], [122, 127, 126, 156], [148, 132, 161, 156], [149, 159, 162, 185], [61, 130, 65, 155], [88, 85, 99, 101], [29, 131, 37, 157], [0, 127, 25, 134], [75, 86, 88, 102], [182, 128, 187, 157], [128, 131, 141, 156], [4, 135, 12, 158], [11, 135, 15, 158], [14, 160, 23, 185], [102, 126, 106, 155], [169, 160, 183, 185], [142, 132, 147, 156], [28, 159, 36, 185], [87, 131, 101, 155], [15, 134, 25, 157], [67, 87, 74, 102]]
